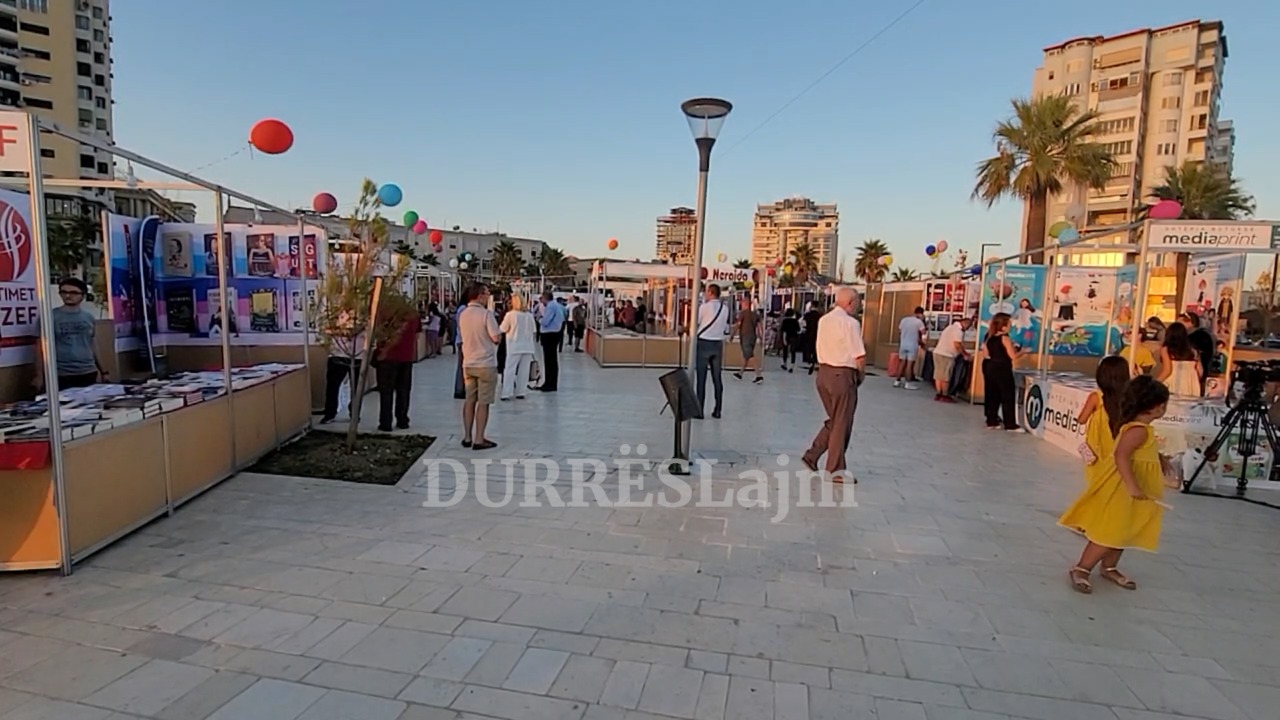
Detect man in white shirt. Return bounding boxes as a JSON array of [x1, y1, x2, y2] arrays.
[[894, 306, 927, 390], [802, 287, 866, 482], [932, 316, 973, 403], [458, 283, 503, 450], [694, 284, 730, 419]]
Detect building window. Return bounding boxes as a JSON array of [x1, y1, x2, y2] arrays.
[[23, 97, 52, 109], [75, 15, 90, 31], [1100, 140, 1132, 156], [21, 72, 51, 84], [93, 74, 104, 87], [96, 161, 109, 174], [1156, 142, 1176, 156], [95, 118, 106, 130], [93, 52, 104, 64], [1065, 59, 1084, 73], [1065, 82, 1082, 95], [1160, 96, 1181, 110], [79, 154, 95, 170], [1095, 117, 1135, 135], [18, 0, 49, 12], [94, 96, 106, 108], [1192, 113, 1208, 130], [78, 108, 92, 126], [92, 29, 104, 42], [1195, 68, 1213, 84], [19, 22, 50, 35], [91, 6, 103, 19], [77, 85, 92, 100], [1193, 90, 1210, 107], [1163, 72, 1183, 86], [39, 148, 54, 159], [21, 47, 51, 61], [77, 61, 90, 77], [76, 38, 90, 53], [1161, 119, 1178, 133], [1109, 161, 1133, 178]]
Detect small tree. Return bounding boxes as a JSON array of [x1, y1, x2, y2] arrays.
[[314, 180, 414, 450], [47, 214, 99, 279]]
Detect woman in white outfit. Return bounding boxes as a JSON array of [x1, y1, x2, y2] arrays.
[[500, 294, 538, 400], [1156, 322, 1202, 397]]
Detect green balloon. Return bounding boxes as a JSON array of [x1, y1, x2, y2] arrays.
[[403, 211, 419, 227]]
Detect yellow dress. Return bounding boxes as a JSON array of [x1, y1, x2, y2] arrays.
[[1059, 422, 1166, 552], [1081, 391, 1113, 488]]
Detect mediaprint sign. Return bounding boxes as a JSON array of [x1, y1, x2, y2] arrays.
[[1148, 221, 1280, 251]]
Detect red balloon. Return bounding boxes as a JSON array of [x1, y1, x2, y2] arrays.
[[249, 118, 293, 154], [767, 267, 777, 277], [607, 238, 619, 251], [429, 229, 443, 244], [311, 192, 337, 214]]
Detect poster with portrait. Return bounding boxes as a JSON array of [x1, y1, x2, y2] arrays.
[[979, 264, 1046, 349], [1182, 254, 1244, 338], [246, 233, 278, 278], [160, 230, 194, 277], [202, 232, 233, 277], [203, 287, 240, 337]]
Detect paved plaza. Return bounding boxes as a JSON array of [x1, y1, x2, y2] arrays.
[[1, 351, 1279, 720]]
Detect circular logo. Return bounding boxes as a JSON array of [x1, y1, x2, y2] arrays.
[[0, 201, 32, 284], [1024, 384, 1045, 430]]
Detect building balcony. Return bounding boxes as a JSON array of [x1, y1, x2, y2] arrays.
[[0, 27, 16, 45], [0, 72, 17, 92]]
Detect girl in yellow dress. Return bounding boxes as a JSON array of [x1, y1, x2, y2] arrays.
[[1075, 356, 1129, 479], [1060, 376, 1172, 593]]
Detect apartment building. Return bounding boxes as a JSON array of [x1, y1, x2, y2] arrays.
[[749, 196, 839, 277], [2, 0, 114, 216], [1029, 20, 1230, 256], [1210, 118, 1235, 176], [655, 206, 696, 264]]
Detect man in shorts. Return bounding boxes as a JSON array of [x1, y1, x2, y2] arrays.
[[932, 315, 972, 402], [458, 282, 502, 450], [894, 306, 926, 390], [733, 296, 763, 384]]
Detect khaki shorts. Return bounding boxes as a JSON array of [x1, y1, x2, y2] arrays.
[[934, 353, 956, 384], [463, 365, 498, 404]]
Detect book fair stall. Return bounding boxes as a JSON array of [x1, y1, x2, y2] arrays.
[[0, 112, 413, 573], [995, 205, 1280, 506]]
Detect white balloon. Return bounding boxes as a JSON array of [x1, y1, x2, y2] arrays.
[[448, 258, 459, 268], [459, 261, 469, 270], [1065, 202, 1085, 223]]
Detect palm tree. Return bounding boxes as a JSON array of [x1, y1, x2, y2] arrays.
[[492, 240, 523, 279], [890, 266, 919, 282], [1149, 160, 1255, 220], [792, 242, 819, 284], [854, 239, 890, 284], [47, 214, 99, 279], [732, 258, 751, 269], [972, 94, 1115, 261], [421, 253, 440, 267], [539, 247, 572, 279]]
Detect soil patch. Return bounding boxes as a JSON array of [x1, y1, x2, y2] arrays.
[[249, 430, 434, 485]]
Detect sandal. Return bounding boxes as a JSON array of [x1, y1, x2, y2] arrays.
[[1068, 567, 1093, 594], [1100, 567, 1137, 590]]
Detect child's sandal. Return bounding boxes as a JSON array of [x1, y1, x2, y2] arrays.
[[1068, 567, 1093, 594], [1101, 567, 1137, 590]]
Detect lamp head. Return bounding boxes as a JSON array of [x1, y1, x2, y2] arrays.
[[681, 97, 732, 140]]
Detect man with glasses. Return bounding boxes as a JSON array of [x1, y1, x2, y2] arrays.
[[33, 278, 108, 391]]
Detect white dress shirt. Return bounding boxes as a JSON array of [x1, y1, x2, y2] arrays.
[[815, 306, 866, 367], [499, 310, 538, 355], [696, 299, 730, 341]]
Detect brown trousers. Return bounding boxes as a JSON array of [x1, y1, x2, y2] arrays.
[[804, 365, 859, 473]]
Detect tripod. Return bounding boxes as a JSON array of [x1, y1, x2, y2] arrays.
[[1183, 379, 1280, 509]]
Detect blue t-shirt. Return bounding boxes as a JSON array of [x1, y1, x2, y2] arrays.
[[42, 306, 98, 375]]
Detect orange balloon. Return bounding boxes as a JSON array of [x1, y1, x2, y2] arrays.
[[249, 118, 293, 154], [607, 238, 619, 251]]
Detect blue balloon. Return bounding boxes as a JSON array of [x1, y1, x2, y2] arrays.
[[924, 244, 936, 256], [377, 183, 403, 207], [1059, 227, 1080, 243], [969, 265, 981, 275]]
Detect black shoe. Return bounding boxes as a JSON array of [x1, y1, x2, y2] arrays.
[[712, 409, 721, 419], [753, 377, 763, 384], [319, 416, 334, 425], [733, 372, 744, 381], [396, 421, 410, 429], [378, 424, 393, 432]]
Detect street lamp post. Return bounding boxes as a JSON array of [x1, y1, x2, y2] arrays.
[[679, 97, 732, 463]]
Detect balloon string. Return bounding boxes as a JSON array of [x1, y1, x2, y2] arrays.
[[191, 146, 249, 174]]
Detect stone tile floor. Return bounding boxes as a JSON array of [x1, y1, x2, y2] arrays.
[[2, 350, 1279, 719]]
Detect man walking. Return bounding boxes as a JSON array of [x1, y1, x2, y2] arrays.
[[802, 287, 865, 483], [537, 291, 566, 391], [375, 311, 421, 430], [732, 295, 763, 384], [694, 284, 729, 419], [571, 297, 588, 352], [458, 283, 502, 450], [894, 306, 926, 389], [565, 295, 580, 350], [932, 315, 972, 402]]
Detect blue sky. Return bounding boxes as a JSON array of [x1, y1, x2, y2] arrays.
[[112, 0, 1279, 273]]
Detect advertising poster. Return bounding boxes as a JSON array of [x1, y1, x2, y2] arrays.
[[980, 264, 1046, 349], [160, 230, 194, 277], [288, 234, 319, 279], [246, 233, 278, 277], [924, 279, 979, 340], [107, 212, 144, 351], [1048, 267, 1118, 356], [0, 188, 39, 366], [1182, 254, 1244, 338]]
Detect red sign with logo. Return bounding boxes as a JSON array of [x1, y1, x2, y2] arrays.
[[0, 191, 38, 355]]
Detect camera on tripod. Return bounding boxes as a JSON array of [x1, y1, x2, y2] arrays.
[[1232, 359, 1280, 390]]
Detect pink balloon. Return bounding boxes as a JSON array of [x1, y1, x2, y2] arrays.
[[412, 220, 428, 234], [1148, 200, 1182, 220], [432, 243, 443, 254]]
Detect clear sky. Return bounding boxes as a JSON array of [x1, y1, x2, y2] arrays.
[[112, 0, 1279, 273]]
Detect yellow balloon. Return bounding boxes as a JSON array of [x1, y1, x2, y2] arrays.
[[744, 279, 754, 289], [784, 263, 794, 275], [882, 255, 894, 267]]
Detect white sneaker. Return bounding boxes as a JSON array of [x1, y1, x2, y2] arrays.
[[893, 379, 903, 388], [904, 382, 920, 390]]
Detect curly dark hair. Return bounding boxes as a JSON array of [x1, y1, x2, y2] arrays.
[[1111, 375, 1171, 437]]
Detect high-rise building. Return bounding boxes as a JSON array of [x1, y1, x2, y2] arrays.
[[1210, 118, 1235, 176], [750, 197, 839, 277], [3, 0, 115, 215], [1029, 20, 1229, 256], [655, 206, 696, 264]]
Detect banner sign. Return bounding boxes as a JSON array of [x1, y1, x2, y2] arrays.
[[1148, 221, 1280, 251]]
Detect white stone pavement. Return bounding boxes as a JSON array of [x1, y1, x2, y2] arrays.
[[1, 349, 1278, 720]]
